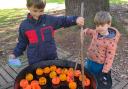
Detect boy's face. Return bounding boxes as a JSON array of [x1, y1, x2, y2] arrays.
[[28, 6, 44, 20], [96, 23, 111, 34]]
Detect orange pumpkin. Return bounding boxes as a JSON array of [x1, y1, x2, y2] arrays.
[[50, 65, 57, 71], [67, 70, 74, 77], [67, 76, 73, 83], [79, 75, 86, 81], [43, 67, 50, 74], [69, 68, 74, 71], [25, 73, 33, 81], [52, 77, 60, 85], [49, 71, 57, 78], [74, 70, 81, 77], [62, 68, 68, 74], [24, 85, 31, 89], [56, 68, 62, 74], [36, 68, 43, 76], [31, 80, 39, 85], [20, 79, 29, 88], [84, 78, 91, 87], [39, 77, 47, 85], [31, 80, 41, 89], [59, 74, 67, 81], [31, 84, 41, 89], [69, 81, 77, 89]]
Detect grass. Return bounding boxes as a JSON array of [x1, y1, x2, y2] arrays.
[[47, 0, 64, 3], [110, 0, 128, 4], [0, 8, 59, 27], [0, 8, 27, 27], [47, 0, 128, 4]]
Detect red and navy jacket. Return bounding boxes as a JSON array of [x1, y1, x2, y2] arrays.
[[13, 13, 78, 64]]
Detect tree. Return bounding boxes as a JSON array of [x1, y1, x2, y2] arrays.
[[65, 0, 109, 27]]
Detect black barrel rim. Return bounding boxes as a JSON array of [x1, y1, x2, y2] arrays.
[[14, 60, 98, 89]]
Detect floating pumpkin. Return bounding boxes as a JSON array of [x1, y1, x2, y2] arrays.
[[62, 68, 68, 74], [50, 65, 57, 71], [24, 85, 31, 89], [36, 68, 43, 76], [25, 73, 33, 81], [79, 75, 86, 81], [43, 67, 50, 74], [59, 74, 67, 81], [31, 80, 41, 89], [31, 80, 39, 85], [20, 79, 29, 88], [69, 81, 77, 89], [69, 68, 74, 71], [52, 77, 60, 85], [31, 84, 41, 89], [67, 70, 74, 77], [56, 68, 62, 74], [39, 77, 47, 85], [84, 78, 91, 87], [67, 76, 73, 83], [49, 71, 57, 78], [74, 70, 81, 77]]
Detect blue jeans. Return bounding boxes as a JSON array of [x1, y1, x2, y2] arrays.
[[84, 58, 104, 76]]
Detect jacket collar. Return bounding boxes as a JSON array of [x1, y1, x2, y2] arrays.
[[27, 13, 45, 25]]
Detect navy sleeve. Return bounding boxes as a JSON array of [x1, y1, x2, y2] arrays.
[[54, 16, 78, 29], [13, 25, 28, 57]]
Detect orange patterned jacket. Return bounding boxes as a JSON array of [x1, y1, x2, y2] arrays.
[[84, 27, 121, 73]]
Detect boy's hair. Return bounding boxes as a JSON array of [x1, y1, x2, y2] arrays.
[[94, 11, 112, 26], [27, 0, 46, 9]]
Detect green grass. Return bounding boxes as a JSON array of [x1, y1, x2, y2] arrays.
[[49, 0, 128, 4], [47, 0, 64, 3], [0, 8, 57, 27], [0, 8, 27, 27], [110, 0, 128, 4], [48, 0, 128, 4]]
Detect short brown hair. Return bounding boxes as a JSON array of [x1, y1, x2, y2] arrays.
[[94, 11, 112, 26], [27, 0, 46, 9]]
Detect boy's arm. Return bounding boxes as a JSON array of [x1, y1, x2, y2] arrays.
[[54, 16, 78, 29], [102, 28, 121, 73], [13, 27, 28, 57], [102, 43, 117, 73]]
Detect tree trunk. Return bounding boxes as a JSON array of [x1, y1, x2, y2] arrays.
[[65, 0, 109, 27]]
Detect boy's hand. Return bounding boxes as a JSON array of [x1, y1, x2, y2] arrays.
[[81, 28, 88, 37], [76, 17, 84, 26], [8, 54, 22, 68]]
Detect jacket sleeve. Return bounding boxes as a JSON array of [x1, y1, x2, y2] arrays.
[[102, 42, 117, 73], [54, 16, 78, 29], [13, 26, 28, 57]]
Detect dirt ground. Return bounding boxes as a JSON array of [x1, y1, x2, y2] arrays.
[[0, 4, 128, 80]]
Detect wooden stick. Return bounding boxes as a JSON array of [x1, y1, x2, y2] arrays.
[[73, 2, 85, 88], [74, 51, 81, 70], [80, 2, 85, 89]]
